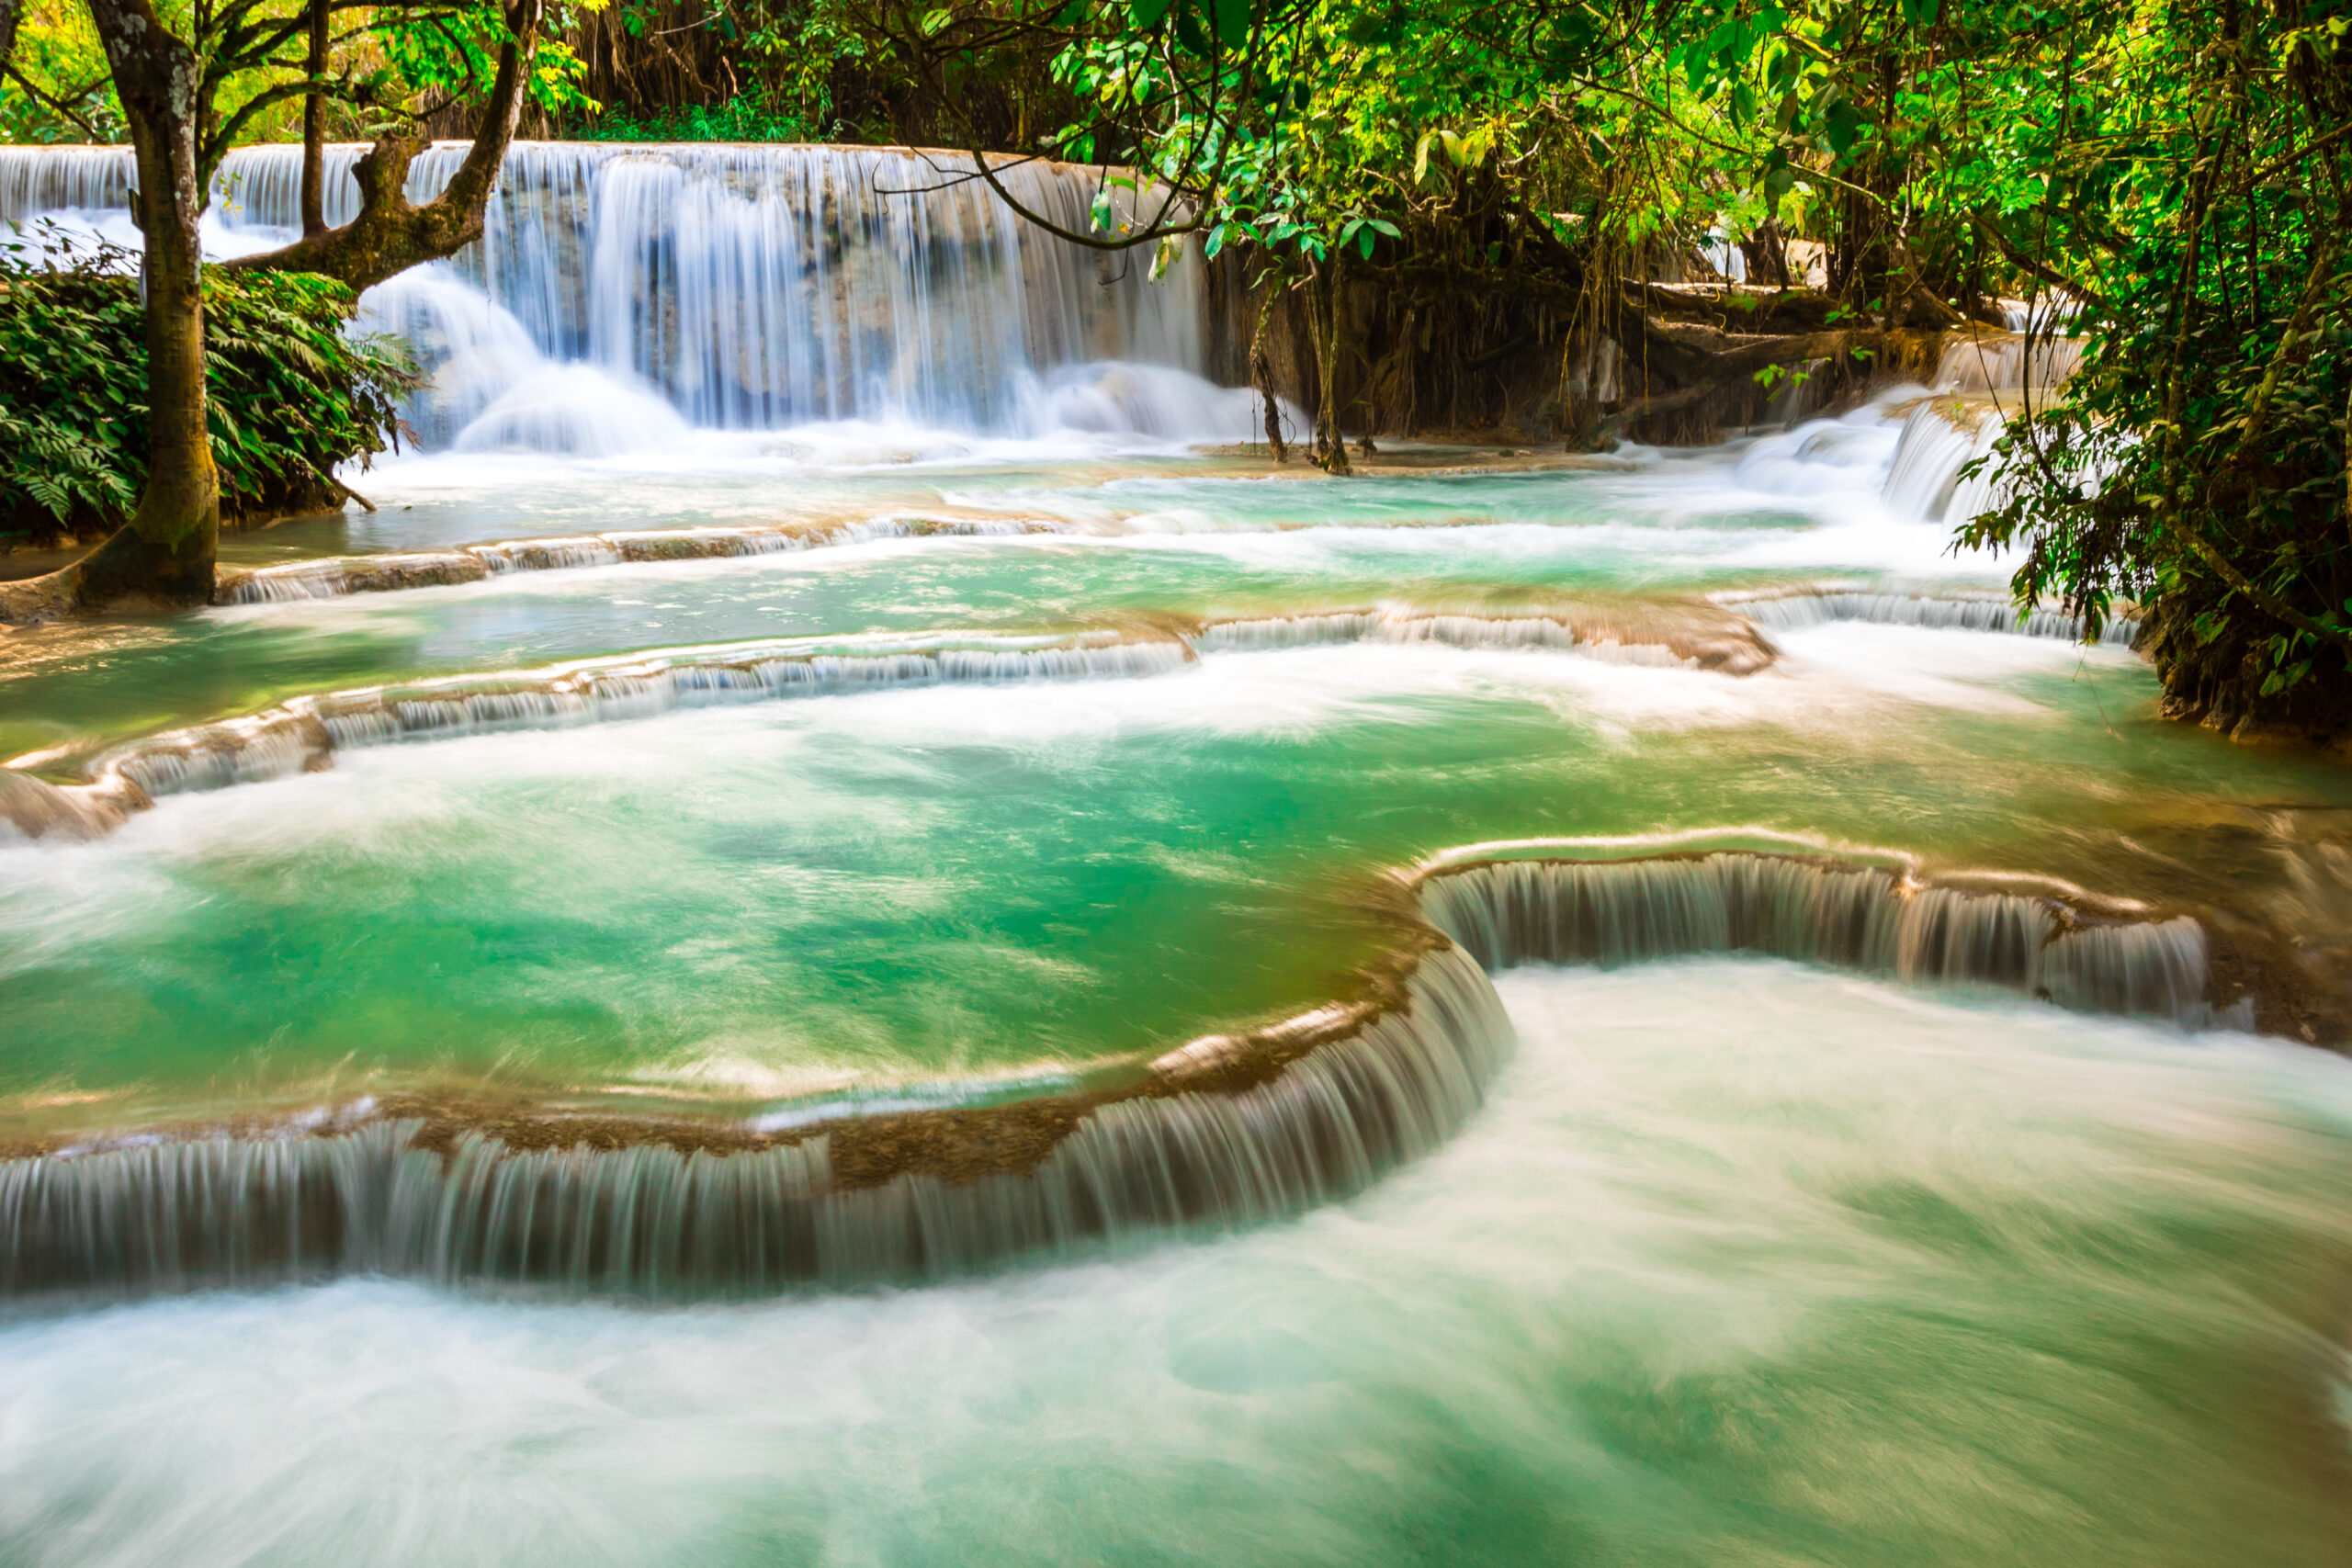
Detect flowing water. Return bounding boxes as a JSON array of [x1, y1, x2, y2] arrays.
[[4, 142, 2352, 1563]]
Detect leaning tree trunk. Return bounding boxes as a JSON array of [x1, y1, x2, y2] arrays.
[[226, 0, 546, 293], [0, 0, 218, 621], [1249, 274, 1288, 462]]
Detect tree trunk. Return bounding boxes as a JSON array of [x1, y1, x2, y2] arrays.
[[1252, 346, 1288, 461], [1310, 256, 1351, 475], [1741, 219, 1792, 289], [1, 0, 218, 621], [1249, 283, 1288, 462], [225, 0, 546, 293], [300, 0, 330, 237]]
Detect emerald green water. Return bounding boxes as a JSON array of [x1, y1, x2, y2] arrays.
[[3, 966, 2348, 1565], [5, 431, 2352, 1562]]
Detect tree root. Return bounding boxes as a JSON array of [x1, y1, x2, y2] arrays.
[[0, 525, 214, 626]]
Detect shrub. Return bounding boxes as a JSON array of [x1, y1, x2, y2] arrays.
[[0, 225, 413, 545]]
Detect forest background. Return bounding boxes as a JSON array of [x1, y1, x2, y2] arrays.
[[0, 0, 2348, 744]]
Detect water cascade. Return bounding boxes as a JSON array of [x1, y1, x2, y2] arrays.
[[0, 848, 2247, 1298], [1933, 329, 2086, 396], [215, 514, 1076, 604], [1194, 604, 1777, 673], [1719, 586, 2137, 646], [0, 942, 1511, 1296], [1871, 313, 2091, 526], [89, 629, 1193, 800], [16, 609, 1804, 838], [0, 141, 1246, 449], [1419, 852, 2218, 1021]]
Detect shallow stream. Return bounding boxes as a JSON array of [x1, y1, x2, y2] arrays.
[[4, 141, 2352, 1562]]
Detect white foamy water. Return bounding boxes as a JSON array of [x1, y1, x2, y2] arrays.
[[2, 141, 1271, 457], [3, 964, 2346, 1566]]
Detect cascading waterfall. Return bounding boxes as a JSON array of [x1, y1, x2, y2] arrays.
[[1721, 587, 2137, 647], [10, 611, 1794, 839], [0, 942, 1512, 1296], [1879, 400, 1990, 522], [87, 629, 1193, 800], [1194, 604, 1777, 674], [0, 141, 1243, 449], [1417, 852, 2220, 1022], [215, 514, 1073, 604], [1871, 305, 2092, 527], [0, 846, 2253, 1299], [1933, 329, 2085, 397]]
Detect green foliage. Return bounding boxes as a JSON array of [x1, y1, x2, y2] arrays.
[[550, 0, 882, 145], [567, 92, 824, 142], [1951, 2, 2352, 712], [0, 227, 411, 540], [1006, 0, 2352, 711], [374, 5, 603, 120], [0, 0, 122, 142], [6, 0, 2349, 717], [2, 0, 606, 149]]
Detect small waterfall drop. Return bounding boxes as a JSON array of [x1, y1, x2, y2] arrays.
[[1418, 852, 2219, 1023], [0, 141, 1241, 450], [1722, 587, 2137, 647], [1194, 604, 1777, 674], [0, 942, 1513, 1296], [0, 845, 2265, 1301], [1875, 306, 2089, 524], [214, 513, 1070, 603], [92, 629, 1194, 801], [1934, 329, 2085, 396]]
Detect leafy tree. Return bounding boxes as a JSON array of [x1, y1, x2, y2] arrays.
[[0, 0, 560, 619], [1946, 1, 2352, 740]]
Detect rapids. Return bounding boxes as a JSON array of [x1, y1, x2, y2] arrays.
[[3, 141, 2350, 1562]]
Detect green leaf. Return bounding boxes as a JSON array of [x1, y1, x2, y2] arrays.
[[1175, 4, 1210, 55], [1207, 0, 1249, 51]]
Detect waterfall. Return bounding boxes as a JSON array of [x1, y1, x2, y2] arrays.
[[1417, 852, 2220, 1023], [1879, 396, 2031, 529], [1865, 296, 2088, 525], [91, 629, 1194, 800], [0, 942, 1513, 1296], [0, 141, 1239, 449], [1721, 587, 2138, 647], [0, 846, 2265, 1300], [1194, 605, 1777, 674], [1881, 400, 1992, 522], [215, 514, 1071, 603], [35, 607, 1787, 835], [1933, 332, 2085, 397]]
